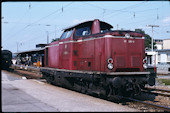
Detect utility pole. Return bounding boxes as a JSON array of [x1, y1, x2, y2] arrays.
[[146, 25, 159, 51], [17, 42, 18, 52], [103, 9, 105, 21], [55, 25, 56, 39], [46, 31, 49, 44], [117, 24, 119, 30]]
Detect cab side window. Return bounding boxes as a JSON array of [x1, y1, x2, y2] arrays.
[[76, 27, 91, 36]]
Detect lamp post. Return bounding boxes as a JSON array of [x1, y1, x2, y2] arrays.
[[55, 25, 57, 39], [146, 25, 159, 51], [46, 31, 49, 44], [17, 42, 19, 52]]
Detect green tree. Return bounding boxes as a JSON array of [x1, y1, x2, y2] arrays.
[[51, 38, 60, 43], [135, 29, 156, 50]]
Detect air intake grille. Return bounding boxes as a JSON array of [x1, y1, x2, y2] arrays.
[[131, 56, 140, 67], [115, 56, 125, 67]]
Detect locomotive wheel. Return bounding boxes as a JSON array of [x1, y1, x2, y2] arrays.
[[46, 76, 53, 84], [107, 85, 113, 98], [80, 85, 88, 94], [106, 85, 122, 102], [107, 85, 116, 99], [133, 84, 141, 96], [42, 74, 51, 84]]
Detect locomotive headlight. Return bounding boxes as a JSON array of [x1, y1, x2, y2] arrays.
[[143, 58, 147, 69], [143, 64, 147, 69], [143, 58, 147, 64], [108, 63, 113, 70], [125, 33, 130, 39], [107, 58, 113, 64]]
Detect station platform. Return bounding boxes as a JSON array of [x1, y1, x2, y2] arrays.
[[2, 70, 139, 112]]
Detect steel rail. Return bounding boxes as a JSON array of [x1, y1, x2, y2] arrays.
[[142, 90, 170, 97], [144, 87, 170, 93], [124, 97, 170, 112]]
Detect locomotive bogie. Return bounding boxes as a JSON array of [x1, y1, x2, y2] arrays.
[[41, 67, 149, 100]]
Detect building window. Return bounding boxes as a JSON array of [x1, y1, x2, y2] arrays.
[[158, 54, 161, 62], [167, 53, 170, 62]]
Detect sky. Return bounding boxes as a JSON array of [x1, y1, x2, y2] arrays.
[[2, 1, 170, 53]]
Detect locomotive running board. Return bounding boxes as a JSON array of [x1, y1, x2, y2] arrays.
[[40, 67, 150, 76]]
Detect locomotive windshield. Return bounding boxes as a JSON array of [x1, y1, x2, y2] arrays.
[[60, 29, 73, 40]]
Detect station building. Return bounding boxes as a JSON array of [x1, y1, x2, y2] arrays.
[[145, 39, 170, 73]]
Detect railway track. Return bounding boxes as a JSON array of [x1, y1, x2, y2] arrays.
[[142, 87, 170, 97], [124, 86, 170, 112], [124, 97, 170, 112]]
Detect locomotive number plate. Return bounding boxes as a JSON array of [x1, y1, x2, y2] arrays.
[[124, 40, 135, 43]]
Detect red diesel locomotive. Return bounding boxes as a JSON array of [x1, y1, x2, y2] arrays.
[[41, 19, 154, 100]]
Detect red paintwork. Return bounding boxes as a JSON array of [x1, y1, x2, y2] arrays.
[[45, 19, 145, 72], [91, 19, 100, 34]]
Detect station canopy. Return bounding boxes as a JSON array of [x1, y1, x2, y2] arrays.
[[15, 48, 45, 55]]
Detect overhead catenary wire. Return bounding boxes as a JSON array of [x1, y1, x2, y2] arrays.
[[103, 2, 147, 20], [3, 4, 31, 40], [3, 2, 73, 50], [3, 1, 169, 53], [94, 1, 147, 19], [5, 2, 74, 41], [9, 2, 163, 43], [6, 24, 63, 49], [2, 21, 56, 27], [4, 1, 158, 43]]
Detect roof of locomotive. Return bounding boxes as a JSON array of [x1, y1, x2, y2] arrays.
[[1, 50, 12, 54], [63, 19, 113, 31]]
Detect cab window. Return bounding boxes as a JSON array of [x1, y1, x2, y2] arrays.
[[66, 30, 73, 38], [76, 27, 91, 36], [60, 31, 68, 40], [60, 30, 73, 40]]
